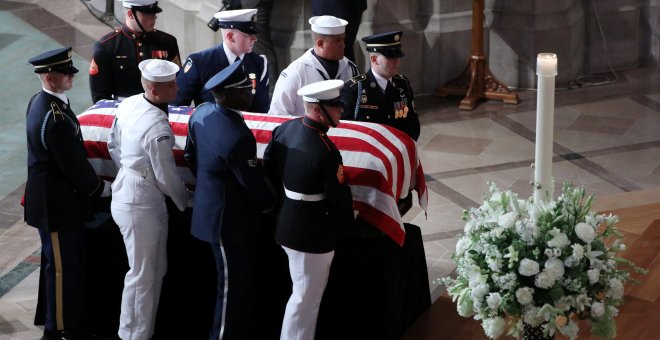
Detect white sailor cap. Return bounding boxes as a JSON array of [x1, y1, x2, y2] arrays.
[[214, 9, 259, 34], [297, 79, 345, 106], [308, 15, 348, 35], [138, 59, 179, 82]]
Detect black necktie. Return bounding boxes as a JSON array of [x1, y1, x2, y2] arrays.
[[234, 56, 241, 63], [385, 81, 394, 96]]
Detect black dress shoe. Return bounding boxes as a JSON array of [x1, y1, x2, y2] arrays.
[[40, 330, 73, 340]]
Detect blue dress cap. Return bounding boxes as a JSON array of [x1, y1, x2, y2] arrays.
[[28, 47, 79, 74], [361, 31, 405, 58], [203, 60, 250, 91]]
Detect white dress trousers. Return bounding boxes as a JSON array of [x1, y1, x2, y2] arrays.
[[108, 95, 188, 340], [280, 246, 335, 340]]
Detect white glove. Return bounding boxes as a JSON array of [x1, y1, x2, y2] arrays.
[[100, 180, 112, 198]]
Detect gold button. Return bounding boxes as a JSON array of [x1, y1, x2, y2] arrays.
[[139, 52, 144, 57], [132, 34, 136, 38], [120, 65, 124, 70], [138, 43, 142, 47]]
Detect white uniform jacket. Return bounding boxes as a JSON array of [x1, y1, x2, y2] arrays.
[[268, 48, 359, 117], [108, 94, 188, 211]]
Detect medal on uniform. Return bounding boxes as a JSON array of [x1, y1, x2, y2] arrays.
[[336, 164, 345, 184], [249, 73, 257, 94]]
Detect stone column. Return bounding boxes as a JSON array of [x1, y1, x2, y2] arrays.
[[643, 0, 660, 63]]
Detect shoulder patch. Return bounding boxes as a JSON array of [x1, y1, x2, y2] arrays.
[[183, 58, 193, 73], [345, 74, 367, 87], [89, 58, 99, 75], [156, 135, 170, 142]]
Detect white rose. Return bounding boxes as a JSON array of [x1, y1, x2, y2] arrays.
[[587, 268, 600, 285], [535, 271, 556, 289], [544, 258, 565, 280], [486, 292, 502, 311], [547, 231, 570, 248], [482, 317, 506, 339], [515, 287, 534, 305], [456, 237, 470, 254], [498, 211, 516, 229], [519, 258, 540, 276], [607, 278, 624, 300], [575, 222, 595, 243], [591, 301, 605, 317]]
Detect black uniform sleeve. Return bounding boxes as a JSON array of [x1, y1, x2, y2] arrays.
[[262, 127, 283, 197], [251, 56, 270, 113], [90, 40, 116, 103], [322, 151, 354, 226], [183, 128, 197, 176], [400, 76, 420, 141], [340, 83, 358, 120], [229, 134, 277, 213], [46, 119, 103, 197]]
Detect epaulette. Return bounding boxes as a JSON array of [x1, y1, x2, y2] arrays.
[[345, 74, 367, 87], [50, 102, 64, 121], [392, 74, 409, 81], [39, 102, 64, 150]]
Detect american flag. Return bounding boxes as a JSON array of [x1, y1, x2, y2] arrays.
[[78, 100, 428, 246]]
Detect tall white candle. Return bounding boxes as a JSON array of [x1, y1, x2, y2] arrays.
[[534, 53, 557, 204]]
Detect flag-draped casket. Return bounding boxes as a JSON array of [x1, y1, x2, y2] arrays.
[[78, 100, 428, 246]]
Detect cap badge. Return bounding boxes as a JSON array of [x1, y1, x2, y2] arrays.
[[394, 34, 400, 42]]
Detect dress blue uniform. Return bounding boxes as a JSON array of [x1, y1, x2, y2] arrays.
[[264, 80, 355, 340], [174, 9, 270, 112], [89, 1, 181, 103], [184, 61, 276, 340], [341, 31, 420, 141], [25, 47, 108, 340]]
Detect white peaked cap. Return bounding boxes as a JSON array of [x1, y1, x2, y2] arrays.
[[214, 8, 258, 22], [122, 0, 157, 7], [308, 15, 348, 35], [298, 79, 344, 103], [138, 59, 179, 82]]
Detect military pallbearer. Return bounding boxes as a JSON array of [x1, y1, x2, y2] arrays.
[[341, 31, 420, 141]]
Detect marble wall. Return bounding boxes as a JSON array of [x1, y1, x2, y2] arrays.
[[99, 0, 659, 94]]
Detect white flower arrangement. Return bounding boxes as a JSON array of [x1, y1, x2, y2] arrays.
[[443, 182, 646, 339]]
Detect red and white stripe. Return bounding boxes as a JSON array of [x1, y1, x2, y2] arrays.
[[78, 101, 427, 246]]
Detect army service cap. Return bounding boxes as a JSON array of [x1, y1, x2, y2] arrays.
[[204, 60, 251, 91], [362, 31, 405, 58], [139, 59, 179, 82], [298, 79, 345, 107], [215, 9, 259, 34], [309, 15, 348, 35], [122, 0, 162, 14], [28, 47, 79, 75]]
